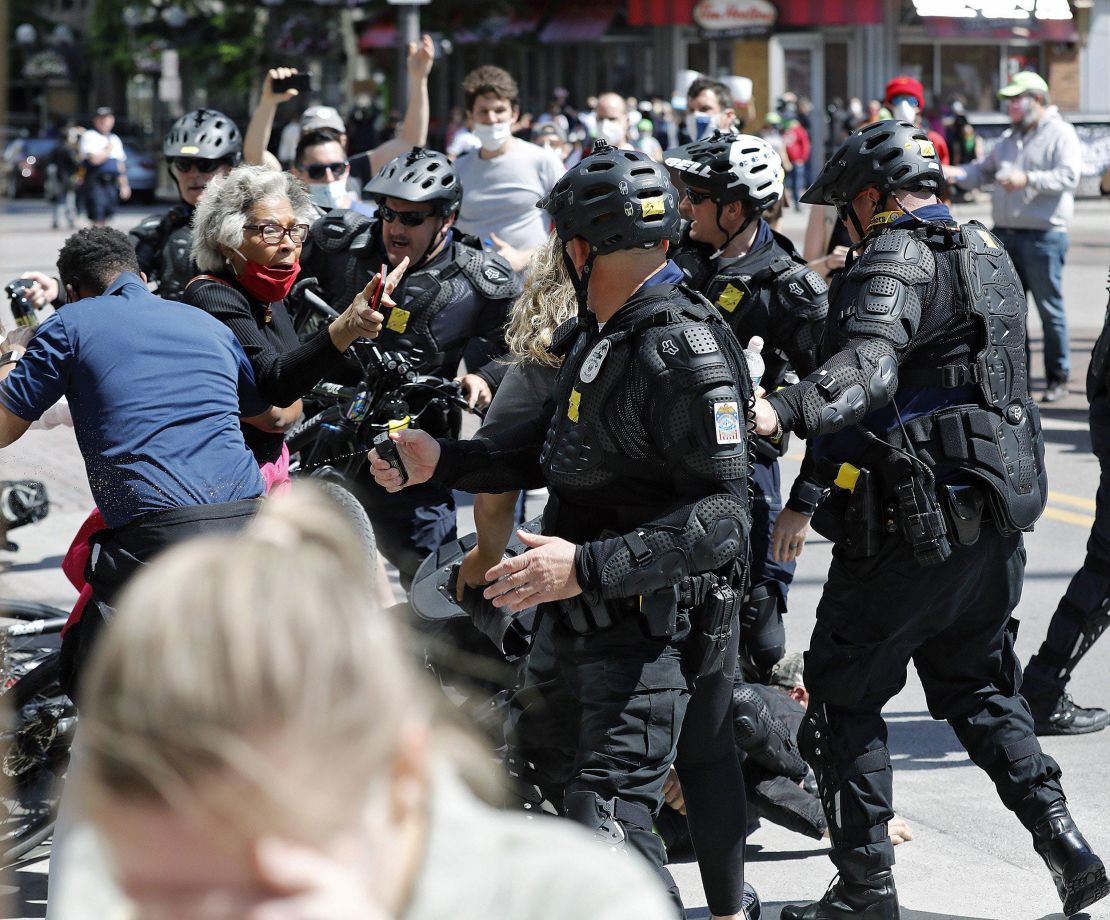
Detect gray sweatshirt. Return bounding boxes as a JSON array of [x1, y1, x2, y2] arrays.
[[957, 107, 1081, 232]]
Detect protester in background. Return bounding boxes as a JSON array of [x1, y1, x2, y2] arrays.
[[48, 125, 81, 230], [592, 91, 663, 159], [74, 487, 678, 920], [945, 71, 1081, 403], [883, 75, 950, 165], [78, 107, 128, 226], [452, 65, 564, 272], [243, 35, 434, 189], [532, 121, 572, 165], [446, 106, 480, 159], [782, 115, 811, 206], [683, 77, 739, 142]]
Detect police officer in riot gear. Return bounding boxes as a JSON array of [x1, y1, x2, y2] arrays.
[[1021, 286, 1110, 735], [749, 120, 1108, 919], [303, 147, 519, 585], [130, 109, 243, 300], [667, 131, 828, 681], [370, 141, 760, 920]]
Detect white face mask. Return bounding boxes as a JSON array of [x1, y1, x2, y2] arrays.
[[893, 100, 918, 123], [598, 118, 625, 147], [309, 178, 350, 210], [473, 121, 513, 152], [685, 112, 720, 142]]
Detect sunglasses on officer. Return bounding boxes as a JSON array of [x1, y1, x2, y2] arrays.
[[683, 186, 711, 205], [170, 157, 232, 175], [299, 161, 349, 181], [378, 204, 436, 227]]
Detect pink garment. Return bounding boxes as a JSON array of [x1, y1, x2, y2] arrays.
[[62, 447, 289, 633], [259, 442, 292, 495]]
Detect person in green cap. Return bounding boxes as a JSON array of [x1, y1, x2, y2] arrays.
[[945, 71, 1081, 404]]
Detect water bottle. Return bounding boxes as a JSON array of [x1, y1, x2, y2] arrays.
[[744, 335, 765, 391]]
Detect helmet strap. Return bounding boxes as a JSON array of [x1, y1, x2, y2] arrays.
[[413, 215, 450, 271], [711, 202, 754, 260], [562, 245, 596, 325]]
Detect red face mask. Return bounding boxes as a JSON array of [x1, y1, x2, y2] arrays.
[[233, 254, 301, 303]]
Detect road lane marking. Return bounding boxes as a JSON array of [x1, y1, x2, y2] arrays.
[[1049, 491, 1097, 512], [1043, 506, 1095, 528]]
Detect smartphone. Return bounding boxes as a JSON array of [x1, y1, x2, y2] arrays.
[[271, 72, 311, 95], [371, 263, 387, 311]]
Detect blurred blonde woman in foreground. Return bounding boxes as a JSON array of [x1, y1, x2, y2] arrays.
[[74, 486, 675, 920], [456, 233, 577, 592]]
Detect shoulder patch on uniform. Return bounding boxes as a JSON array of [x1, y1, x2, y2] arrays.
[[712, 400, 742, 444], [579, 339, 610, 383], [660, 338, 680, 357]]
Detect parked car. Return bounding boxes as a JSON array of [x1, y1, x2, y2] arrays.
[[122, 143, 157, 204], [2, 137, 59, 198]]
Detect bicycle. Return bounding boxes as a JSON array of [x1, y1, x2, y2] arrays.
[[0, 600, 73, 865]]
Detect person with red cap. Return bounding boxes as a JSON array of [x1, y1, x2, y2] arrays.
[[884, 76, 949, 166]]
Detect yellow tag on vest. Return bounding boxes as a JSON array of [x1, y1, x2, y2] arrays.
[[974, 228, 999, 250], [834, 463, 861, 492], [386, 307, 410, 333], [716, 283, 745, 313], [567, 389, 582, 423]]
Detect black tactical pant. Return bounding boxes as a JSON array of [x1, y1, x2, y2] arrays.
[[509, 608, 747, 917], [1023, 395, 1110, 712], [801, 522, 1064, 881], [744, 455, 795, 678]]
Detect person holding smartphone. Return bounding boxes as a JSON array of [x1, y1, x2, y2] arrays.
[[243, 35, 435, 192]]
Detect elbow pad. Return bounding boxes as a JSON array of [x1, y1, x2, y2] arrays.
[[584, 494, 749, 600]]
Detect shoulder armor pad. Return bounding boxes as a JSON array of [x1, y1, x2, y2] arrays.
[[773, 262, 829, 317], [129, 211, 165, 243], [454, 244, 522, 300], [309, 210, 375, 254], [959, 220, 1006, 256], [653, 321, 723, 370], [854, 228, 935, 286], [550, 316, 581, 357]]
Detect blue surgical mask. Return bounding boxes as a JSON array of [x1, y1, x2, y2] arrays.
[[685, 112, 720, 141]]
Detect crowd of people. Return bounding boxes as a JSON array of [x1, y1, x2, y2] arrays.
[[5, 40, 1110, 920]]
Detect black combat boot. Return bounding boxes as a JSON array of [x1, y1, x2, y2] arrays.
[[1032, 691, 1110, 736], [1032, 800, 1110, 915], [780, 871, 899, 920]]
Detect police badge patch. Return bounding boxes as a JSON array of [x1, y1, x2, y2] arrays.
[[713, 401, 742, 444], [579, 339, 610, 383]]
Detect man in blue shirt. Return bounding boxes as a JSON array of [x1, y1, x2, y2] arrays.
[[0, 227, 267, 694]]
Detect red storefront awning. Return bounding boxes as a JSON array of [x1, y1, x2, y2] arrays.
[[626, 0, 884, 28], [539, 0, 622, 43]]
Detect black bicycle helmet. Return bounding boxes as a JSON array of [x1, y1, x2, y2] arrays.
[[163, 109, 242, 163], [664, 130, 784, 211], [801, 119, 942, 207], [538, 140, 680, 255], [364, 147, 462, 217]]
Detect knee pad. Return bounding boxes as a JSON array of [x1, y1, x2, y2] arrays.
[[739, 586, 785, 682], [563, 791, 653, 850], [732, 683, 808, 780]]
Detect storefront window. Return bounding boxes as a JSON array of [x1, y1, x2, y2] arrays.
[[899, 44, 935, 103], [940, 44, 1000, 110]]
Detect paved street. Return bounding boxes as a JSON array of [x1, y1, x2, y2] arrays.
[[0, 195, 1109, 918]]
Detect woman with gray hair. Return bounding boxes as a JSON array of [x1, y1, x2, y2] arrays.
[[187, 164, 406, 480]]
